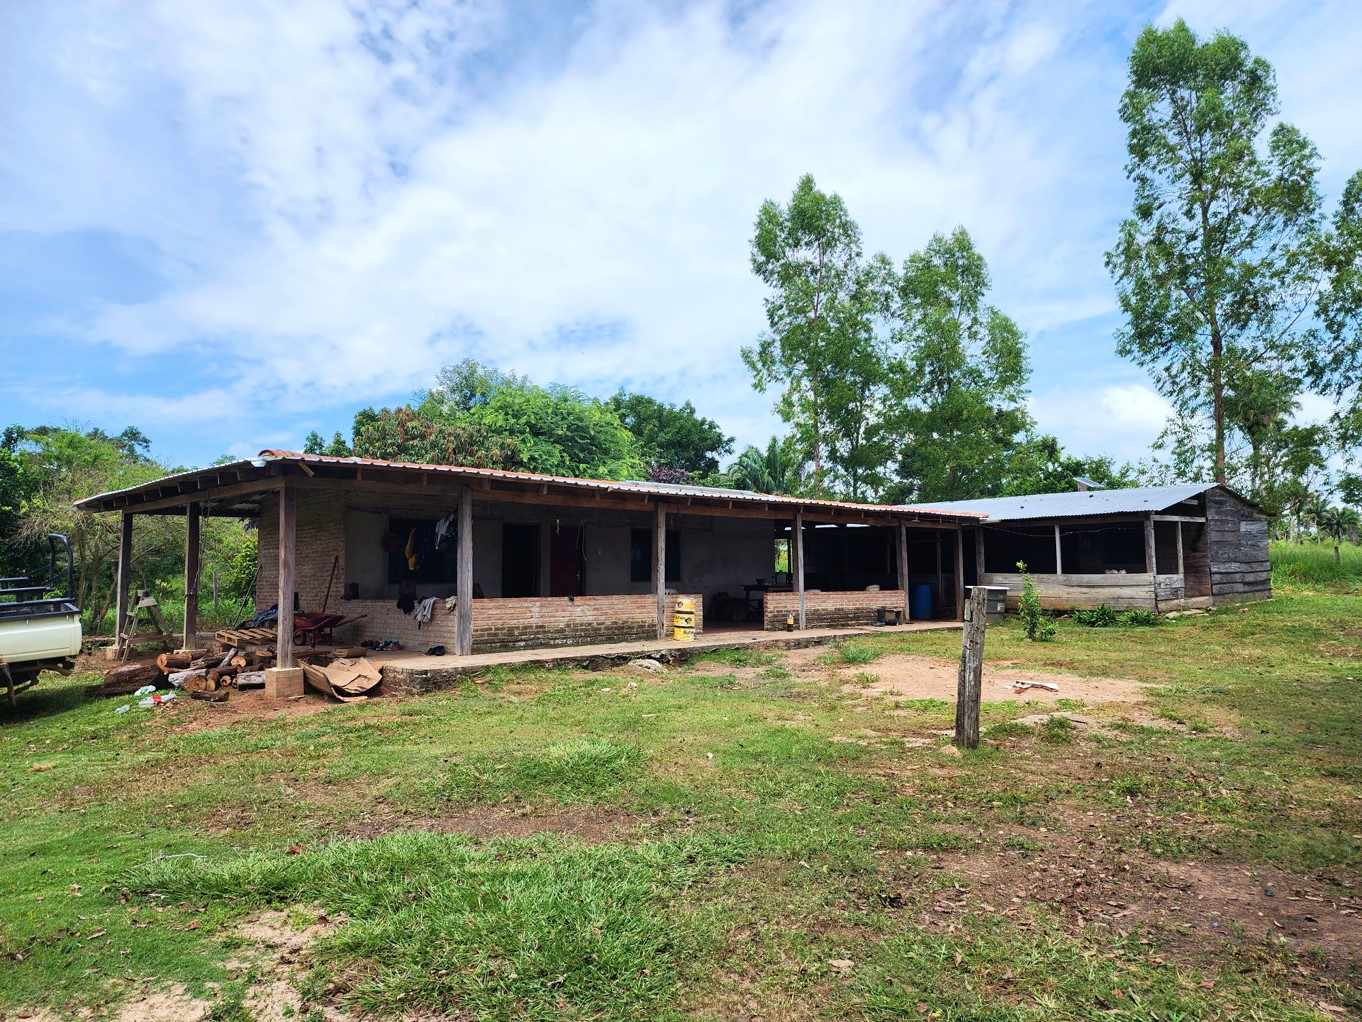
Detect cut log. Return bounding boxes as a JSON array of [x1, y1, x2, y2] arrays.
[[206, 666, 239, 688], [168, 667, 207, 689], [101, 662, 160, 692], [236, 671, 266, 690], [182, 672, 217, 694]]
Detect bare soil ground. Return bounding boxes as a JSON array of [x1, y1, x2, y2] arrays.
[[346, 805, 647, 843], [844, 653, 1150, 707]]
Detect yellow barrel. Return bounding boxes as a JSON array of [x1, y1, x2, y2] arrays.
[[672, 597, 696, 641]]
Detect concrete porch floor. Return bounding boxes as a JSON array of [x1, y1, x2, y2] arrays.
[[373, 620, 962, 693]]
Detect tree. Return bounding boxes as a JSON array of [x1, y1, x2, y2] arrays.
[[352, 361, 647, 480], [725, 436, 806, 496], [606, 391, 733, 478], [1312, 504, 1360, 562], [1313, 172, 1362, 454], [887, 229, 1033, 502], [303, 430, 350, 456], [999, 433, 1139, 496], [1107, 21, 1348, 486], [744, 175, 894, 499]]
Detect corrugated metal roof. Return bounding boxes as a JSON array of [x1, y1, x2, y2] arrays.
[[75, 449, 982, 521], [899, 482, 1218, 522]]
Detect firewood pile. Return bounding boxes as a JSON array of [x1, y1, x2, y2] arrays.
[[95, 637, 382, 704]]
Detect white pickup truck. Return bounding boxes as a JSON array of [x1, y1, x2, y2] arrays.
[[0, 535, 81, 704]]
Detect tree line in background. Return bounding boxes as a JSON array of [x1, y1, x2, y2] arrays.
[[5, 21, 1362, 627]]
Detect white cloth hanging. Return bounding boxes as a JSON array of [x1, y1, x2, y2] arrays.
[[413, 596, 438, 627], [433, 512, 456, 549]]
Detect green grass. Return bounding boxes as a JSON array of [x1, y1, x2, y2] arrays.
[[1272, 539, 1362, 592], [1, 591, 1360, 1019]]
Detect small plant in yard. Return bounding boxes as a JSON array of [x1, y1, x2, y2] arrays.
[[1014, 561, 1055, 641], [1072, 605, 1158, 627]]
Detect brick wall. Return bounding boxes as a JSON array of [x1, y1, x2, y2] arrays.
[[255, 490, 347, 614], [763, 589, 905, 630], [332, 594, 703, 653]]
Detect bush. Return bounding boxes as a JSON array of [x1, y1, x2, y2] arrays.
[[1071, 604, 1119, 627], [1014, 561, 1056, 641], [1071, 604, 1158, 628]]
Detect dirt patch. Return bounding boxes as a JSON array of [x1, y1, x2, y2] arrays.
[[845, 654, 1150, 707], [348, 805, 646, 843], [17, 985, 213, 1022], [918, 810, 1362, 970], [230, 908, 353, 1022]]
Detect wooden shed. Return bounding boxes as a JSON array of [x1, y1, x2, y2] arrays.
[[904, 482, 1270, 612]]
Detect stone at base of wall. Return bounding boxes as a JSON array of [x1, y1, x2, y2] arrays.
[[264, 667, 305, 699]]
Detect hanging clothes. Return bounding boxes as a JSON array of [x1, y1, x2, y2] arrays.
[[413, 596, 438, 628], [434, 512, 456, 549]]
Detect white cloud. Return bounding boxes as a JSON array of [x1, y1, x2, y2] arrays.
[[1031, 382, 1173, 462], [5, 0, 1360, 468]]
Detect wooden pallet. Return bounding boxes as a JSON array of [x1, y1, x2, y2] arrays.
[[215, 627, 277, 647]]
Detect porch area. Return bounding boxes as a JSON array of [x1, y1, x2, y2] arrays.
[[76, 451, 977, 673], [372, 618, 963, 692]]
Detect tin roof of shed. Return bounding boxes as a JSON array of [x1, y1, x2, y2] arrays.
[[899, 482, 1224, 522]]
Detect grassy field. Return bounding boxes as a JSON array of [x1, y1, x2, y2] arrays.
[[1272, 540, 1362, 594], [1, 587, 1359, 1019]]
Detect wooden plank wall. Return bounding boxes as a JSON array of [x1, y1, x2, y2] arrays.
[[980, 571, 1157, 610], [1205, 488, 1271, 601]]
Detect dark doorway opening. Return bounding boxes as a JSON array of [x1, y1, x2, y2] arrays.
[[502, 523, 540, 597], [550, 524, 585, 597]]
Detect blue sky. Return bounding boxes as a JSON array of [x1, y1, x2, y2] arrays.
[[3, 0, 1360, 470]]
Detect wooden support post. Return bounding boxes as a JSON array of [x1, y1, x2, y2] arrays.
[[794, 511, 806, 629], [954, 585, 988, 750], [1144, 513, 1157, 574], [974, 528, 986, 580], [1054, 524, 1062, 575], [897, 523, 910, 622], [457, 485, 474, 655], [183, 502, 200, 649], [954, 529, 965, 621], [1176, 521, 1184, 576], [276, 487, 296, 669], [654, 504, 667, 639], [115, 512, 133, 655]]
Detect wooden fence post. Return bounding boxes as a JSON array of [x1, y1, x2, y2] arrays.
[[954, 585, 988, 749]]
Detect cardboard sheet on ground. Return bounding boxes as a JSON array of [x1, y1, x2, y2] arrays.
[[302, 657, 381, 702]]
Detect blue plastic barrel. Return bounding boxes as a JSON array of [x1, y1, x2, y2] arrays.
[[910, 583, 934, 621]]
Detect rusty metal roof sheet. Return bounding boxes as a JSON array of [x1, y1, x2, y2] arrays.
[[75, 449, 982, 521]]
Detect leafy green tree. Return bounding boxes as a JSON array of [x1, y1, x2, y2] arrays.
[[999, 434, 1138, 496], [1106, 21, 1349, 486], [353, 361, 646, 480], [744, 175, 894, 499], [606, 391, 733, 477], [304, 430, 352, 456], [887, 229, 1032, 502], [725, 436, 807, 496], [1313, 173, 1362, 454]]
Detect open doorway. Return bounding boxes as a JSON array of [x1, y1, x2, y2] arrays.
[[501, 523, 540, 597], [549, 524, 585, 597]]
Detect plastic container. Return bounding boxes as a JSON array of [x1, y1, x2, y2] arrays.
[[910, 584, 934, 621]]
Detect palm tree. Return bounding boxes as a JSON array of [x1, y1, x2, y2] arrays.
[[726, 437, 806, 496], [1315, 504, 1361, 563]]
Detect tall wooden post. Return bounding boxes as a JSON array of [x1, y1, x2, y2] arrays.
[[954, 585, 988, 749], [1176, 521, 1185, 576], [114, 513, 133, 655], [276, 487, 296, 669], [974, 528, 986, 580], [1053, 524, 1063, 575], [183, 502, 201, 649], [654, 504, 668, 639], [897, 523, 910, 622], [954, 529, 965, 621], [793, 510, 806, 629], [1144, 513, 1157, 574], [457, 485, 474, 655]]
